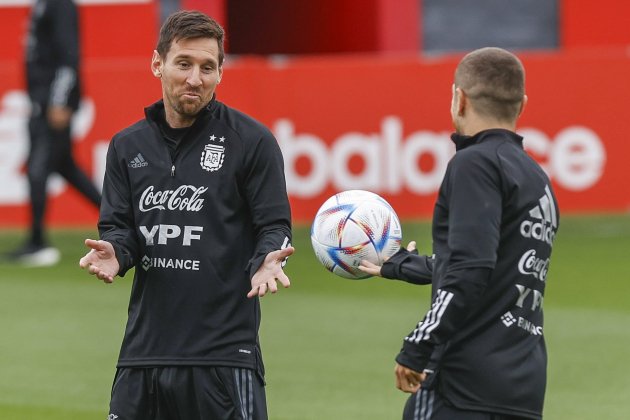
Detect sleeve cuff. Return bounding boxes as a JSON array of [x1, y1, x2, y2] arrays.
[[395, 339, 433, 373], [111, 242, 134, 277], [247, 253, 267, 280], [381, 247, 411, 279], [381, 249, 433, 285]]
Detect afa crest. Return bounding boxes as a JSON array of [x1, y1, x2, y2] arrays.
[[200, 143, 225, 172]]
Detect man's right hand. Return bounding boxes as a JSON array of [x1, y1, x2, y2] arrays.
[[395, 362, 426, 393], [79, 239, 120, 283]]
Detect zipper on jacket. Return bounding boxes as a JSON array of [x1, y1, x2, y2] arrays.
[[171, 165, 175, 177]]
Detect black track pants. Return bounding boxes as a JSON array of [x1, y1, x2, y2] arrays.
[[27, 112, 100, 244]]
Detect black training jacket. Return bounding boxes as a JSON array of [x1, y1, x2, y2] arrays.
[[394, 129, 559, 419], [99, 99, 292, 378], [25, 0, 81, 110]]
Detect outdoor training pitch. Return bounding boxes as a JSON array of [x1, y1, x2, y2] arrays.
[[0, 214, 629, 419]]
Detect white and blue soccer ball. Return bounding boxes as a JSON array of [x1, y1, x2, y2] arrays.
[[311, 190, 402, 279]]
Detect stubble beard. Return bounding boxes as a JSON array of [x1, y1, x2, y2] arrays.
[[168, 93, 208, 123], [175, 100, 204, 118]]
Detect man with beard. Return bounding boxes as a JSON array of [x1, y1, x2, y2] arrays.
[[79, 11, 293, 420]]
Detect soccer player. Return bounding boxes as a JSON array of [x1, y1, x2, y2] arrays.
[[360, 47, 559, 419], [79, 11, 294, 419], [9, 0, 101, 266]]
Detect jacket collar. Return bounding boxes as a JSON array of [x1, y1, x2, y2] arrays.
[[450, 128, 523, 152]]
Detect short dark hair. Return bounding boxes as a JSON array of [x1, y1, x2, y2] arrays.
[[156, 10, 225, 65], [454, 47, 525, 122]]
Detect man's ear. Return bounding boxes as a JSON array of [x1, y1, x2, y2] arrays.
[[455, 87, 467, 116], [518, 94, 528, 117], [151, 50, 163, 78]]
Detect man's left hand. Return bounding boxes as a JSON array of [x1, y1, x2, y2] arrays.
[[47, 105, 72, 130], [248, 246, 295, 298]]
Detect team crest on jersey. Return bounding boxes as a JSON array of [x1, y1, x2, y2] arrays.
[[200, 141, 225, 172]]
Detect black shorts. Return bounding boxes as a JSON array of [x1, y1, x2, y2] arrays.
[[108, 366, 267, 420], [403, 388, 539, 420]]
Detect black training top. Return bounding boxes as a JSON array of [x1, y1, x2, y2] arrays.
[[394, 129, 559, 419], [99, 98, 292, 379], [25, 0, 81, 110]]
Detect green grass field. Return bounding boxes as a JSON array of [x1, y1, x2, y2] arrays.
[[1, 214, 629, 419]]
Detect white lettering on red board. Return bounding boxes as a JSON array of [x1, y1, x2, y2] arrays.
[[276, 116, 607, 198], [0, 88, 609, 205]]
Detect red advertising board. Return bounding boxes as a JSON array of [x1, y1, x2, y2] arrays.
[[218, 52, 627, 222], [0, 2, 628, 227], [0, 0, 158, 227]]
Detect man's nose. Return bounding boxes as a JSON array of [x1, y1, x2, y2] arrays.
[[187, 67, 202, 87]]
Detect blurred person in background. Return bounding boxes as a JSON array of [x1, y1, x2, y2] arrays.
[[361, 47, 559, 420], [7, 0, 101, 266], [79, 10, 293, 420]]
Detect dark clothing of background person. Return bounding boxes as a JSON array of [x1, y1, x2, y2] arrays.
[[14, 0, 101, 265]]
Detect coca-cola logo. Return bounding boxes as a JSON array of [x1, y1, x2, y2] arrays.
[[139, 185, 207, 212], [518, 249, 550, 282]]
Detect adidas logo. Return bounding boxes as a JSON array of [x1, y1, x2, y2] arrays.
[[128, 153, 148, 168], [520, 185, 558, 245]]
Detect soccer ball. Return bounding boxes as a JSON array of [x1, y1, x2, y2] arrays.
[[311, 190, 402, 279]]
